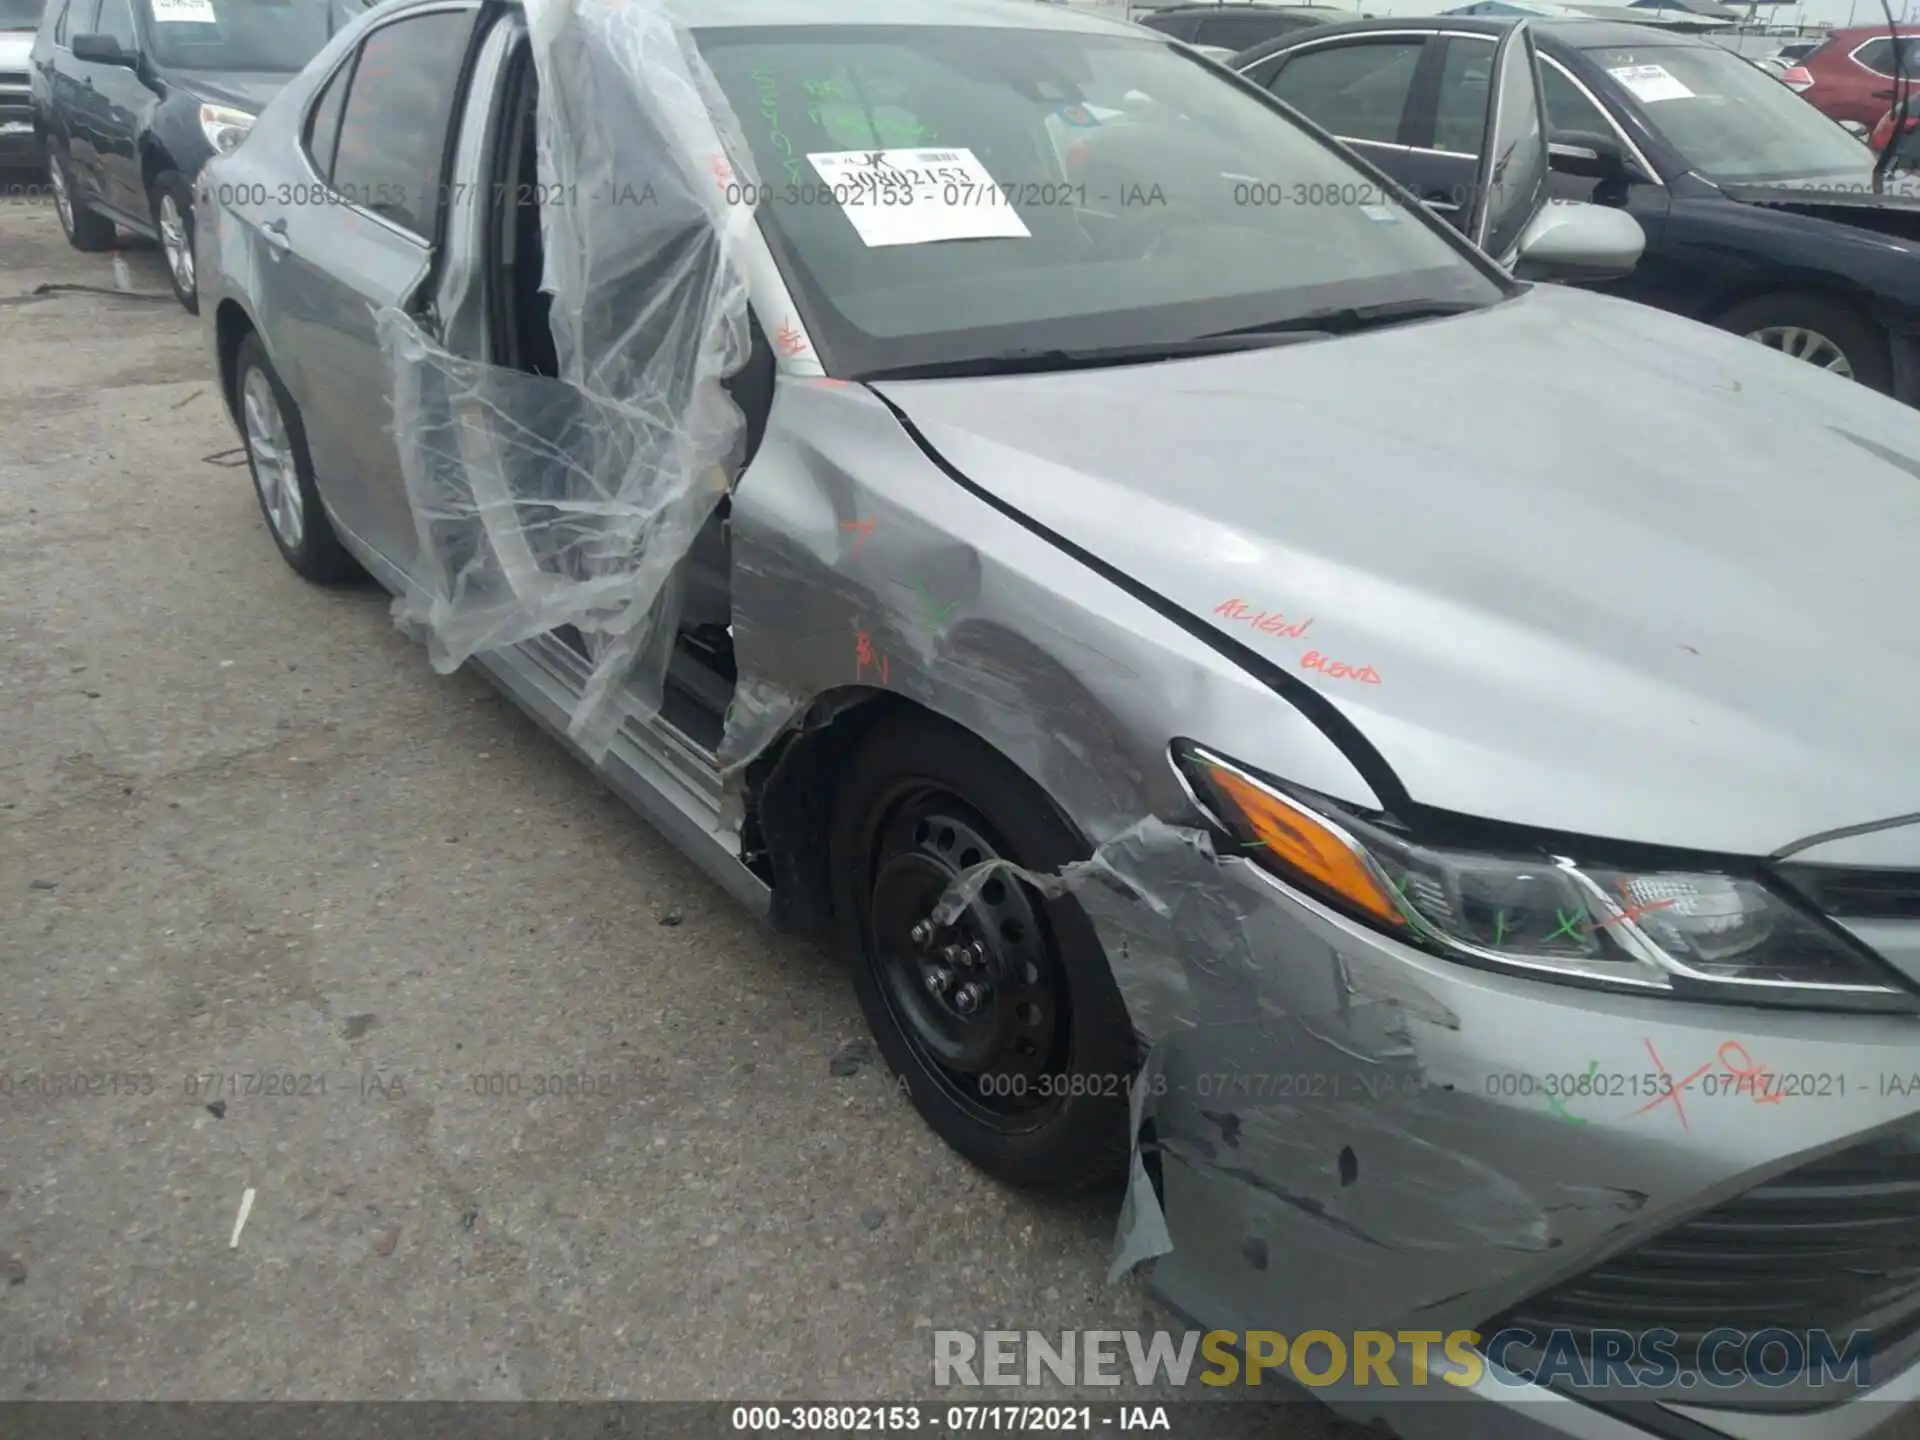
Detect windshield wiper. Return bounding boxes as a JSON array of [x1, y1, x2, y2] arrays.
[[853, 331, 1321, 382], [1197, 298, 1489, 340]]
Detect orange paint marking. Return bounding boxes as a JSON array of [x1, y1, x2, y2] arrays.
[[1302, 650, 1381, 685], [775, 319, 809, 357]]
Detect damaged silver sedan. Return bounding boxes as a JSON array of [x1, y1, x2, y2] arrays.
[[195, 0, 1920, 1434]]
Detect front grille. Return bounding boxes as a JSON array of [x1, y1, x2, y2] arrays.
[[0, 70, 29, 87], [1487, 1117, 1920, 1366], [1776, 862, 1920, 922]]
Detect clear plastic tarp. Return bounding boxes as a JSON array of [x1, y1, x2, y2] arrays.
[[377, 0, 757, 757]]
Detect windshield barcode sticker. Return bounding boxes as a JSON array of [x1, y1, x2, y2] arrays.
[[805, 148, 1032, 247], [1607, 64, 1694, 104], [151, 0, 219, 20]]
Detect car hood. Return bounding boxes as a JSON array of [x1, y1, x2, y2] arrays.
[[160, 69, 288, 113], [871, 283, 1920, 857], [1718, 170, 1920, 227]]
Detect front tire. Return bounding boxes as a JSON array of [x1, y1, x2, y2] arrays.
[[150, 170, 198, 314], [48, 149, 116, 252], [234, 333, 360, 584], [829, 716, 1136, 1194], [1717, 292, 1891, 394]]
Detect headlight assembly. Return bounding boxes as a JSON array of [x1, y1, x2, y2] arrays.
[[1175, 742, 1913, 1009], [199, 104, 257, 155]]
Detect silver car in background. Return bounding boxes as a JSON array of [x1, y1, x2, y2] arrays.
[[196, 0, 1920, 1435], [0, 0, 42, 169]]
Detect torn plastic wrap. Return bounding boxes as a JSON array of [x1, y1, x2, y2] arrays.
[[378, 0, 755, 758]]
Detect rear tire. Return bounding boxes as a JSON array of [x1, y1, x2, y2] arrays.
[[1716, 292, 1891, 394], [829, 715, 1136, 1194], [49, 149, 116, 252], [234, 333, 360, 585], [150, 170, 199, 314]]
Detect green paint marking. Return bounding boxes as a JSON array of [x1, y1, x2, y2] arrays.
[[1548, 907, 1586, 943], [913, 581, 959, 628], [1492, 908, 1510, 946], [1545, 1088, 1587, 1126]]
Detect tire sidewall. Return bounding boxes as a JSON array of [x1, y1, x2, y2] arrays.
[[828, 717, 1136, 1190]]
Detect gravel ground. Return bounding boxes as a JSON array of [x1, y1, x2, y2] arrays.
[[0, 170, 1358, 1435]]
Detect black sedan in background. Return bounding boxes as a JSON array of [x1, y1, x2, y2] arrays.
[[1235, 18, 1920, 400], [1138, 3, 1347, 58], [27, 0, 359, 311]]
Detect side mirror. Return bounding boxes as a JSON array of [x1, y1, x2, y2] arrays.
[[1513, 199, 1644, 283], [70, 33, 137, 68], [1548, 129, 1629, 181]]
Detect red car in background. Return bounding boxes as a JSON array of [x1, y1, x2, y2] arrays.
[[1785, 24, 1920, 127]]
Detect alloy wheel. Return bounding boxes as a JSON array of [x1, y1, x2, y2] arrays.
[[1747, 324, 1854, 379], [158, 193, 194, 297], [864, 784, 1070, 1126], [242, 367, 304, 550]]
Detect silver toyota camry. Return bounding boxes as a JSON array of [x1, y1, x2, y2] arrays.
[[195, 0, 1920, 1434]]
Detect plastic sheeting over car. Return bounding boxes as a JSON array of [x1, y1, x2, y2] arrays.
[[376, 0, 756, 757]]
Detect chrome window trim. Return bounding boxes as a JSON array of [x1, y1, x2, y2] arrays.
[[1848, 35, 1912, 79], [292, 0, 483, 248]]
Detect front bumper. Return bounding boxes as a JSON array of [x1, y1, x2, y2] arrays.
[[1100, 840, 1920, 1440], [0, 108, 38, 169]]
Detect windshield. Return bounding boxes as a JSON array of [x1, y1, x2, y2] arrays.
[[0, 0, 42, 29], [138, 0, 335, 72], [694, 24, 1507, 376], [1592, 44, 1870, 182]]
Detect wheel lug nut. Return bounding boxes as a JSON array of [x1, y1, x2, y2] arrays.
[[924, 966, 953, 995], [953, 982, 987, 1015], [910, 921, 934, 948], [942, 943, 969, 968], [969, 940, 988, 966]]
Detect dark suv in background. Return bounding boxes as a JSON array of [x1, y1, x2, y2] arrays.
[[27, 0, 358, 310], [1, 0, 44, 169]]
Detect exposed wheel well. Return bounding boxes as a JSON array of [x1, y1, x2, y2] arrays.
[[139, 142, 172, 199], [215, 300, 256, 423], [746, 690, 1086, 943], [1705, 283, 1878, 334]]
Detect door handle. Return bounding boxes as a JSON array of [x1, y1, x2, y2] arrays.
[[1423, 194, 1461, 213], [260, 218, 291, 255]]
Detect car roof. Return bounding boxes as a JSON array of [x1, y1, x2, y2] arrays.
[[1144, 3, 1350, 15], [467, 0, 1143, 34], [1821, 23, 1920, 40], [1232, 13, 1717, 62]]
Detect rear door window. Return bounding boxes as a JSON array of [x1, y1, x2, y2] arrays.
[[1432, 34, 1494, 154], [1852, 36, 1920, 77], [1266, 38, 1425, 144], [330, 7, 478, 237], [303, 58, 349, 179]]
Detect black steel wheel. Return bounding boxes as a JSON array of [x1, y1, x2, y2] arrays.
[[831, 715, 1136, 1192]]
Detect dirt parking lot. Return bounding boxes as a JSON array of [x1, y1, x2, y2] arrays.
[[0, 172, 1351, 1432]]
